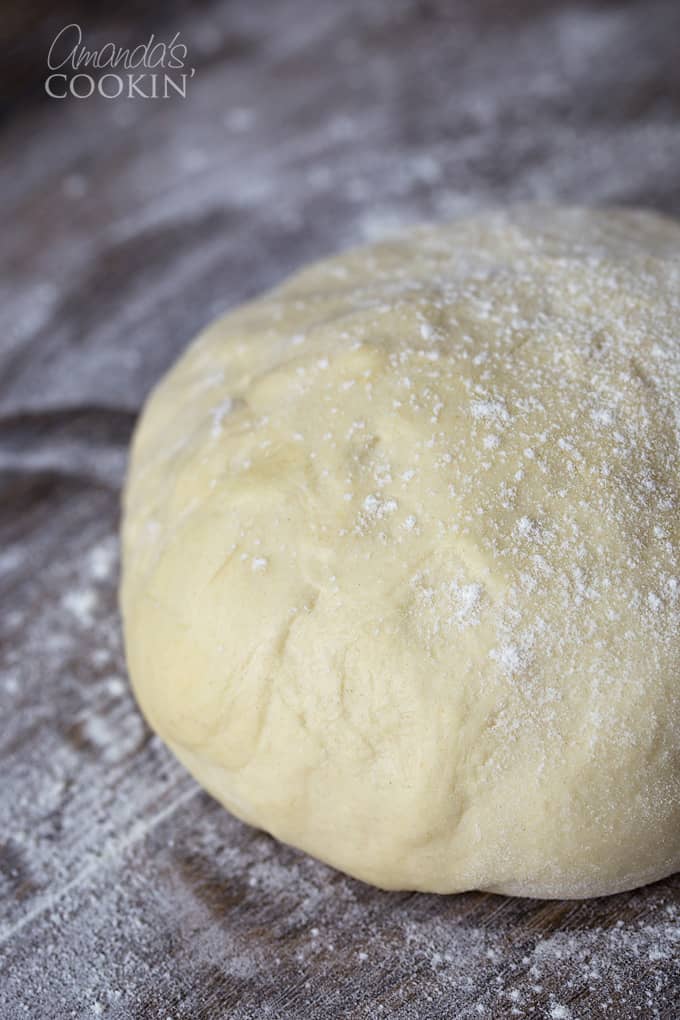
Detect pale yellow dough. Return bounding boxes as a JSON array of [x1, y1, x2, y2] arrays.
[[121, 207, 680, 898]]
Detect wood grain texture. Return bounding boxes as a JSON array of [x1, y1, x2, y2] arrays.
[[1, 0, 679, 1016]]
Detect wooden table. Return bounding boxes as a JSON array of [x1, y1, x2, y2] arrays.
[[1, 1, 679, 1015]]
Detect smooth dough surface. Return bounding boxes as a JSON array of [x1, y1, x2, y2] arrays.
[[121, 206, 680, 898]]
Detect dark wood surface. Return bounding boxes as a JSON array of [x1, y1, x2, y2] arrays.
[[1, 1, 679, 1016]]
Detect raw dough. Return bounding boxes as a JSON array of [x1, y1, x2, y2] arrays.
[[121, 207, 680, 898]]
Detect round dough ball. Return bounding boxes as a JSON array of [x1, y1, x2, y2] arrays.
[[121, 206, 680, 898]]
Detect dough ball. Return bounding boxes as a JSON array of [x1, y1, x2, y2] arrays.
[[120, 207, 680, 898]]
